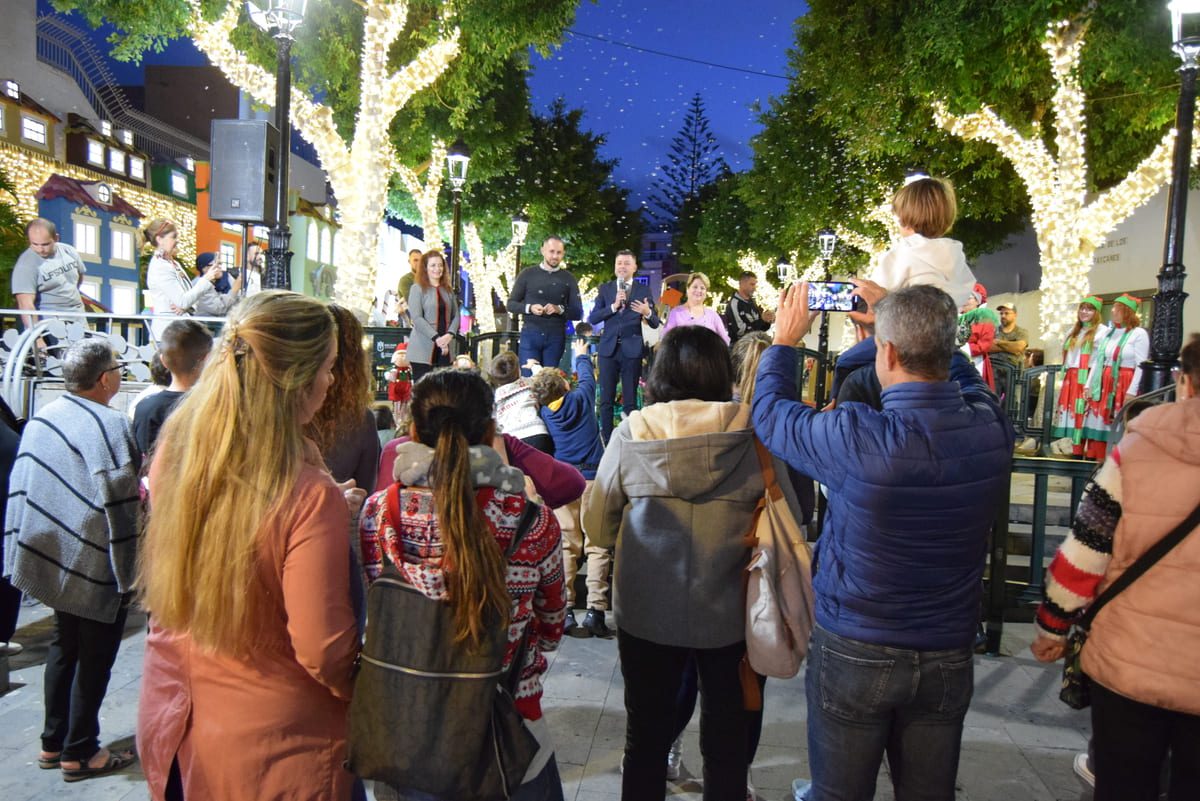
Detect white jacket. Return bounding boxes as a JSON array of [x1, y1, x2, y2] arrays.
[[875, 234, 976, 309]]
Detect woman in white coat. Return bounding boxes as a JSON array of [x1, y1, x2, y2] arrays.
[[144, 219, 226, 342]]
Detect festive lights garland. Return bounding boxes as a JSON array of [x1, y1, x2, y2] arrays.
[[0, 141, 198, 276], [187, 0, 462, 315], [396, 138, 447, 246], [933, 18, 1185, 344]]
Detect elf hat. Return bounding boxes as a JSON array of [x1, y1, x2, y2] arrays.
[[973, 282, 988, 304], [394, 342, 407, 351], [1080, 295, 1103, 312], [1114, 293, 1141, 312]]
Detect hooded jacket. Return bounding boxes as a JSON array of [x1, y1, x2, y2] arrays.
[[583, 400, 802, 649], [875, 233, 976, 310], [1080, 397, 1200, 715]]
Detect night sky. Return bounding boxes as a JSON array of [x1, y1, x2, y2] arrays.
[[49, 0, 803, 209]]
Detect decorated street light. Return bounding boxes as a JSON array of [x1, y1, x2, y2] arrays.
[[446, 138, 470, 296], [247, 0, 308, 290], [1142, 0, 1200, 393]]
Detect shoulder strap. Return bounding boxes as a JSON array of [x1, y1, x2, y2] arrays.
[[384, 481, 403, 536], [1081, 499, 1200, 628], [753, 439, 781, 502]]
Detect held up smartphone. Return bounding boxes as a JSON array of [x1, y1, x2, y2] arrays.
[[806, 280, 864, 313]]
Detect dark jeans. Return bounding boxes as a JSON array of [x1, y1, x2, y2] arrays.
[[618, 630, 748, 801], [42, 607, 129, 761], [670, 654, 767, 763], [1092, 680, 1200, 801], [805, 624, 974, 801], [518, 328, 566, 376], [597, 354, 642, 443]]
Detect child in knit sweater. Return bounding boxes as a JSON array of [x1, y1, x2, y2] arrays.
[[487, 351, 553, 454]]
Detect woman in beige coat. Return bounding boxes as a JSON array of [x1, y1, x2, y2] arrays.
[[137, 292, 361, 800], [1034, 333, 1200, 801]]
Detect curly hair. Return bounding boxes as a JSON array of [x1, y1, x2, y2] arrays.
[[306, 303, 373, 454], [528, 368, 569, 407]]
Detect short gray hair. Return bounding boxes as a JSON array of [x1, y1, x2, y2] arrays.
[[63, 340, 119, 393], [874, 285, 957, 380]]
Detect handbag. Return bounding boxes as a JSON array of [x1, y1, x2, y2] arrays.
[[1060, 498, 1200, 709], [743, 439, 816, 680]]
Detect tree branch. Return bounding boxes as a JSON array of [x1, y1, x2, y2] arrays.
[[383, 31, 463, 117]]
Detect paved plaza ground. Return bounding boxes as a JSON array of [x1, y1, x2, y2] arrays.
[[0, 598, 1094, 801]]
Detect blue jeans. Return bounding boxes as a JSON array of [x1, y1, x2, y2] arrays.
[[805, 624, 974, 801], [518, 327, 566, 376]]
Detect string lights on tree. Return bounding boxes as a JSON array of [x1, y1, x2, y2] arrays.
[[933, 18, 1190, 344], [187, 0, 461, 314], [395, 138, 448, 249], [462, 222, 519, 334]]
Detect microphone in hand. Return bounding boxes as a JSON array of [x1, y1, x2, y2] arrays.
[[616, 280, 629, 309]]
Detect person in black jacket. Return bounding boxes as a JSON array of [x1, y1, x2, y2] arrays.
[[723, 272, 774, 346], [507, 236, 582, 375]]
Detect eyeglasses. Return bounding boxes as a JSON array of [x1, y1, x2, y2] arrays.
[[103, 365, 122, 374]]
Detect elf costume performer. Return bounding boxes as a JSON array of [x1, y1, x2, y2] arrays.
[[957, 284, 999, 390], [1052, 296, 1109, 457], [1079, 293, 1149, 460], [386, 343, 413, 423]]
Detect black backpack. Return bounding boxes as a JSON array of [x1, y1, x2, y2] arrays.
[[346, 485, 541, 800]]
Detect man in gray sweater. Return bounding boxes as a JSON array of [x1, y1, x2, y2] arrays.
[[3, 339, 140, 781]]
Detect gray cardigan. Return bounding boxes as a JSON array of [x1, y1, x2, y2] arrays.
[[3, 394, 141, 623], [583, 399, 802, 649], [406, 283, 459, 365]]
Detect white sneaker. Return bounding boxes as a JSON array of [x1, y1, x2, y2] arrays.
[[792, 779, 812, 801], [1073, 752, 1095, 788], [0, 641, 22, 657], [666, 735, 682, 780]]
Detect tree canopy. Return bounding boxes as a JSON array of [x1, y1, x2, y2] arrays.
[[724, 0, 1180, 266]]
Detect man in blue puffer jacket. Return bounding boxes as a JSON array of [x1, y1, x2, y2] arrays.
[[752, 281, 1013, 801]]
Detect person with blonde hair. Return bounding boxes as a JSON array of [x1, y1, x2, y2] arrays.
[[662, 272, 730, 345], [1077, 294, 1150, 460], [136, 291, 360, 801], [144, 218, 235, 341]]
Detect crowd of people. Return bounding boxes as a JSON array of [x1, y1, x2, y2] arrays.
[[0, 176, 1197, 801]]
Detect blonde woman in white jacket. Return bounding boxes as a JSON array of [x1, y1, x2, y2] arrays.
[[144, 219, 225, 342]]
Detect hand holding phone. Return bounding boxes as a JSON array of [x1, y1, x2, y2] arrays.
[[806, 281, 866, 313]]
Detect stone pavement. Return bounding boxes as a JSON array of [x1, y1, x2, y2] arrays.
[[0, 600, 1094, 801]]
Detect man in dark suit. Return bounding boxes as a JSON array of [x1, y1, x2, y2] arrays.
[[588, 250, 660, 442]]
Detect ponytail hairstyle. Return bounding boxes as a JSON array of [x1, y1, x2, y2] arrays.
[[138, 291, 337, 657], [410, 368, 508, 649]]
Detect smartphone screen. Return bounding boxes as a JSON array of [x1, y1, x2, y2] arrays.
[[807, 281, 859, 312]]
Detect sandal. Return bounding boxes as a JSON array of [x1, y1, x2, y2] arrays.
[[37, 752, 61, 770], [61, 749, 136, 782]]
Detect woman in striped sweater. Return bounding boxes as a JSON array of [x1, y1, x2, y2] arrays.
[[1034, 333, 1200, 801]]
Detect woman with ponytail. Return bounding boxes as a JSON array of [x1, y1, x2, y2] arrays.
[[358, 368, 567, 799], [136, 291, 361, 801]]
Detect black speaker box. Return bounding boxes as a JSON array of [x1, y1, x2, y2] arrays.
[[209, 119, 280, 223]]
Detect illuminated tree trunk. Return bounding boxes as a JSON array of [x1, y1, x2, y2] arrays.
[[188, 0, 461, 314], [934, 18, 1178, 344]]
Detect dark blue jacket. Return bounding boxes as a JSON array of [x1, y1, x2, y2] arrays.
[[752, 346, 1013, 650], [540, 355, 605, 479], [587, 280, 660, 360]]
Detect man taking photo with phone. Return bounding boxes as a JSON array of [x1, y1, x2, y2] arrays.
[[752, 279, 1012, 801]]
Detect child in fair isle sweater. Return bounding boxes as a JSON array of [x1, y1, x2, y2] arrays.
[[488, 351, 554, 454], [832, 176, 978, 397]]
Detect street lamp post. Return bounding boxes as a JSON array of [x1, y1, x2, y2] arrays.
[[248, 0, 307, 291], [510, 212, 529, 332], [1142, 0, 1200, 393], [446, 139, 470, 298], [814, 228, 838, 408]]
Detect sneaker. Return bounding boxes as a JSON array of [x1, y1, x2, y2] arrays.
[[1073, 752, 1095, 789], [746, 771, 756, 800], [563, 609, 579, 637], [0, 641, 22, 657], [1015, 436, 1039, 454], [792, 779, 812, 801], [582, 608, 615, 639], [666, 735, 682, 780]]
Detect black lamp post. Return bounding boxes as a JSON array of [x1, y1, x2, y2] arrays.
[[446, 139, 470, 297], [1141, 1, 1199, 394], [814, 228, 838, 407], [248, 0, 307, 291]]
